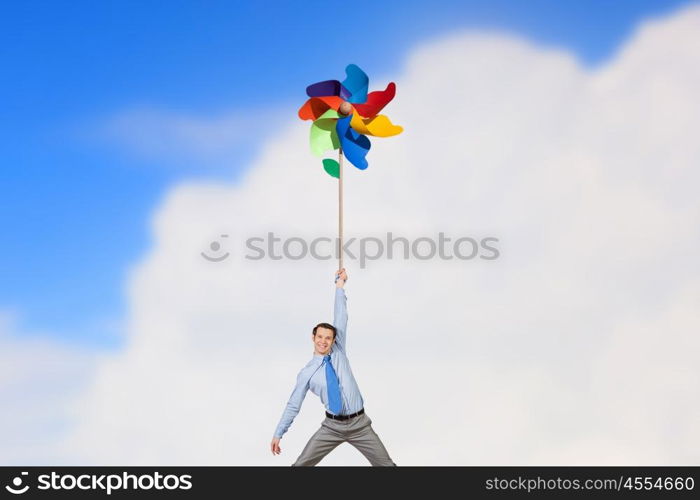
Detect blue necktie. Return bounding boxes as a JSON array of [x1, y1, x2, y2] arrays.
[[324, 354, 342, 414]]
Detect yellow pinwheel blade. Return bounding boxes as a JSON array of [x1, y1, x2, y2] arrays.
[[349, 112, 403, 137]]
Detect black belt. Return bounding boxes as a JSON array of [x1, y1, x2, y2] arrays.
[[325, 408, 364, 421]]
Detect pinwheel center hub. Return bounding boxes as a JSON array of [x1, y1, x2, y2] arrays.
[[338, 101, 353, 116]]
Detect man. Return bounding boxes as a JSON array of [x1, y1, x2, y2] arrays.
[[270, 268, 396, 466]]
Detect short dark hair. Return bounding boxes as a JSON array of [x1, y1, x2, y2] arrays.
[[313, 322, 336, 339]]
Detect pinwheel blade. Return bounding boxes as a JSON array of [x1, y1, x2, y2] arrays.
[[306, 80, 341, 97], [341, 64, 369, 104], [298, 96, 343, 121], [336, 115, 370, 170], [310, 109, 341, 156], [352, 82, 396, 118], [322, 158, 340, 178], [349, 112, 403, 137]]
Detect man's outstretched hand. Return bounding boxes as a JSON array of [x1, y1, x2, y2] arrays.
[[335, 268, 348, 288], [270, 437, 281, 456]]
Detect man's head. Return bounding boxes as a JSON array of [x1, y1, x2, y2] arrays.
[[312, 322, 336, 356]]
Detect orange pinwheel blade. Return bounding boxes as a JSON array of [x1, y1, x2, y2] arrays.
[[298, 96, 343, 121]]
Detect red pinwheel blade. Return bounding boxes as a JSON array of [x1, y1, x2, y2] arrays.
[[352, 82, 396, 118]]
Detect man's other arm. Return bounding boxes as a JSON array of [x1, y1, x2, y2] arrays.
[[271, 370, 310, 454]]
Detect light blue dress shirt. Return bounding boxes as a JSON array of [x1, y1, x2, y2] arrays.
[[273, 287, 364, 439]]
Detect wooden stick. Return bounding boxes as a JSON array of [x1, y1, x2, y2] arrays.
[[338, 148, 344, 270]]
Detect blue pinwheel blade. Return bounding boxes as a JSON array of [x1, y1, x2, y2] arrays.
[[340, 64, 368, 104], [336, 115, 370, 170], [306, 80, 341, 97]]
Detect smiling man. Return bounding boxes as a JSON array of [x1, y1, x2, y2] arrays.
[[270, 268, 396, 466]]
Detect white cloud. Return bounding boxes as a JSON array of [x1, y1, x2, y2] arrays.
[[8, 5, 700, 465], [0, 310, 98, 465]]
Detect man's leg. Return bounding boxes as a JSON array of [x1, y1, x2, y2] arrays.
[[292, 419, 345, 466], [346, 413, 396, 466]]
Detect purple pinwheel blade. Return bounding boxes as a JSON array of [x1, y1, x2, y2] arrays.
[[306, 80, 341, 97]]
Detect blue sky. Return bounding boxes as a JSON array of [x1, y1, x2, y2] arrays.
[[0, 0, 693, 347]]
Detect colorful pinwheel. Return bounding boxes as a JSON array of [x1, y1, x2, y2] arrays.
[[298, 64, 403, 176], [298, 64, 403, 269]]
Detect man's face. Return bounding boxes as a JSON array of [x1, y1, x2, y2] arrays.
[[313, 327, 335, 355]]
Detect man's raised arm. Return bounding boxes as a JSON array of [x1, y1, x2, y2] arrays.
[[333, 268, 348, 352]]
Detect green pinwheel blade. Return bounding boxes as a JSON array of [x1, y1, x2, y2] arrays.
[[310, 109, 341, 157], [322, 159, 340, 178]]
